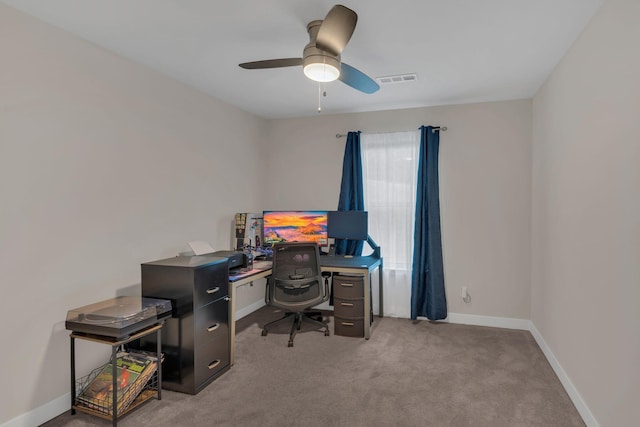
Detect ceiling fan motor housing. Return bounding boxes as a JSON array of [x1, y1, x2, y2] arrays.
[[303, 20, 341, 80]]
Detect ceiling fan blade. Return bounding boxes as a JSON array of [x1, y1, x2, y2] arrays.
[[339, 62, 380, 94], [239, 58, 303, 69], [316, 5, 357, 56]]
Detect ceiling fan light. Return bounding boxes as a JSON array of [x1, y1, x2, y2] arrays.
[[304, 62, 340, 82]]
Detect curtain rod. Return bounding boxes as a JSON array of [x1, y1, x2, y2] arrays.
[[335, 126, 447, 138]]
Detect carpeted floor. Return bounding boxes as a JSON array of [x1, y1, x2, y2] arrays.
[[42, 307, 584, 427]]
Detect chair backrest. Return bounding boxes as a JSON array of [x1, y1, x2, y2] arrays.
[[267, 242, 327, 312]]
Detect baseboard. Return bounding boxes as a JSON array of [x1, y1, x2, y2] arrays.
[[529, 324, 600, 427], [445, 312, 531, 330], [235, 300, 266, 321], [1, 392, 69, 427]]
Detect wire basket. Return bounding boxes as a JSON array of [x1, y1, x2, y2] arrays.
[[74, 359, 158, 416]]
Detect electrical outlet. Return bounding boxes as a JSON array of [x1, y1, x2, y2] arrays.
[[461, 286, 471, 303]]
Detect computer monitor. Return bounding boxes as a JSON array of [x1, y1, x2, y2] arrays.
[[262, 210, 328, 247], [327, 210, 368, 241]]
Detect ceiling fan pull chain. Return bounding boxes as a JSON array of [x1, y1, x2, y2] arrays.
[[318, 83, 322, 112]]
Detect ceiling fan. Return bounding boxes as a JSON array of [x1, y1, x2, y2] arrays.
[[239, 4, 379, 94]]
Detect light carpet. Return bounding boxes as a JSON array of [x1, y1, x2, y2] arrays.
[[42, 306, 584, 427]]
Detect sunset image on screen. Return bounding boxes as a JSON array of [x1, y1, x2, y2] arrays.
[[263, 211, 328, 245]]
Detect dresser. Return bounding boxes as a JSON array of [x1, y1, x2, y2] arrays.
[[139, 255, 230, 395]]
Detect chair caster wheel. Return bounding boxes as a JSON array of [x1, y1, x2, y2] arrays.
[[288, 341, 293, 347], [324, 330, 330, 336], [261, 330, 268, 336]]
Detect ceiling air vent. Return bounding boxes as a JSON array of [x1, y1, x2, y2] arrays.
[[376, 73, 418, 85]]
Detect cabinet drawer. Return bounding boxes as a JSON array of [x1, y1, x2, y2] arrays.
[[333, 297, 364, 319], [334, 317, 364, 337], [194, 268, 229, 308], [195, 334, 230, 383], [332, 275, 364, 299], [196, 298, 229, 345]]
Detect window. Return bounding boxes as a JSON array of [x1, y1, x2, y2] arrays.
[[361, 130, 419, 317]]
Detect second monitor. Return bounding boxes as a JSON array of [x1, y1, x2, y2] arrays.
[[327, 210, 368, 241]]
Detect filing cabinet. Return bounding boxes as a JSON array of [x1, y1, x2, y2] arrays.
[[138, 255, 230, 394], [333, 274, 365, 337]]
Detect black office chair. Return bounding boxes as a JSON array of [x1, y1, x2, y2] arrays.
[[262, 242, 330, 347]]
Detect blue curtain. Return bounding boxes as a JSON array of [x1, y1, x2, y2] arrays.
[[410, 126, 447, 320], [335, 131, 365, 256]]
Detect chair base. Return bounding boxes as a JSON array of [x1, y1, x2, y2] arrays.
[[262, 310, 330, 347]]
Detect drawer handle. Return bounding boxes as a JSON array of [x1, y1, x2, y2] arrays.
[[340, 283, 354, 287], [207, 323, 220, 332], [208, 360, 221, 370], [206, 286, 220, 294], [340, 302, 354, 307], [341, 322, 355, 327]]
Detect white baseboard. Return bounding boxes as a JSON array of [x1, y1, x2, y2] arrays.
[[235, 300, 266, 321], [1, 392, 69, 427], [529, 324, 600, 427], [445, 312, 531, 330]]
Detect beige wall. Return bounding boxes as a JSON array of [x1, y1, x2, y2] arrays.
[[6, 0, 638, 425], [267, 100, 533, 319], [0, 5, 267, 424], [532, 0, 640, 425]]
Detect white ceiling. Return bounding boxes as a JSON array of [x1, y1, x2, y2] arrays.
[[2, 0, 603, 119]]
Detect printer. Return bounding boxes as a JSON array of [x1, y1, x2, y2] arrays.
[[210, 250, 247, 271]]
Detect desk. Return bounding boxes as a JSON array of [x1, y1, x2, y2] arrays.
[[228, 255, 383, 364]]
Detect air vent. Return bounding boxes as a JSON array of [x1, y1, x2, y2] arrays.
[[376, 73, 418, 85]]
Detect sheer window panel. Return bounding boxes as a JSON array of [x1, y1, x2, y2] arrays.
[[361, 130, 419, 318]]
